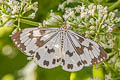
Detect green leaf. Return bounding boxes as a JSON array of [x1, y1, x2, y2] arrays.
[[93, 65, 104, 80], [70, 67, 92, 80]]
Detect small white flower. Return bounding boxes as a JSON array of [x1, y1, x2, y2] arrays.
[[67, 0, 74, 4], [90, 26, 95, 29], [32, 2, 38, 12], [91, 9, 95, 16], [33, 2, 38, 5], [22, 0, 27, 4], [90, 30, 95, 34], [23, 2, 38, 14], [103, 14, 108, 20], [107, 26, 113, 32], [7, 0, 13, 7], [80, 5, 85, 12], [75, 6, 81, 13], [101, 24, 107, 29], [66, 21, 71, 28], [78, 24, 82, 27], [97, 5, 103, 10], [58, 2, 67, 11], [29, 13, 35, 19], [63, 11, 75, 20], [80, 11, 88, 18], [4, 20, 14, 27], [98, 12, 103, 20], [115, 17, 120, 22], [43, 12, 63, 26], [85, 31, 89, 34], [109, 12, 115, 20], [8, 0, 19, 8], [88, 4, 94, 9], [23, 5, 32, 13], [1, 14, 9, 19], [89, 18, 95, 24], [12, 5, 20, 14]]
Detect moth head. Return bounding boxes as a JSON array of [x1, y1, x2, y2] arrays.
[[62, 24, 68, 30]]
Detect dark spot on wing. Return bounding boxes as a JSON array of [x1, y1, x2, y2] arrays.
[[77, 61, 82, 66], [78, 36, 84, 43], [66, 50, 73, 57], [81, 60, 87, 64], [43, 60, 49, 66], [45, 46, 47, 48], [92, 46, 107, 63], [57, 58, 61, 62], [61, 40, 64, 49], [29, 31, 34, 39], [29, 50, 34, 54], [52, 59, 56, 64], [40, 30, 46, 35], [47, 48, 55, 54], [36, 52, 40, 60], [67, 64, 73, 69], [61, 40, 64, 44], [99, 46, 107, 59], [91, 57, 97, 64], [19, 43, 26, 51], [11, 30, 26, 52], [35, 37, 45, 47], [88, 43, 93, 50], [76, 46, 84, 56], [11, 30, 22, 39], [98, 55, 103, 61], [62, 59, 65, 65]]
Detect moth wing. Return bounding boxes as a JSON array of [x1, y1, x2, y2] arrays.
[[61, 31, 84, 72], [34, 30, 62, 69], [11, 28, 59, 56], [68, 30, 107, 66]]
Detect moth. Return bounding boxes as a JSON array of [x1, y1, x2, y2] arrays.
[[11, 24, 107, 72]]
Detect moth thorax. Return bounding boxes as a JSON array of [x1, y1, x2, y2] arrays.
[[62, 24, 67, 30]]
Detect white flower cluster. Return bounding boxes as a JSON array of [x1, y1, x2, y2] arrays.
[[63, 4, 120, 34], [43, 11, 63, 27], [0, 0, 38, 27], [43, 3, 120, 49]]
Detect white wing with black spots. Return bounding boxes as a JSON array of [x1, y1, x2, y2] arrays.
[[11, 28, 59, 56], [34, 31, 62, 69], [68, 30, 107, 65], [11, 26, 107, 72], [61, 31, 84, 72]]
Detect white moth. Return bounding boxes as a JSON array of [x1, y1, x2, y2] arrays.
[[11, 24, 107, 72]]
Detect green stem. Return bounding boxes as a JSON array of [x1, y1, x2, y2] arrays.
[[18, 18, 20, 28], [95, 18, 104, 40], [108, 0, 120, 11], [20, 19, 40, 26]]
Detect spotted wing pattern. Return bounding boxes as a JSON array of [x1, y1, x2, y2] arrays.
[[11, 28, 59, 56], [61, 31, 84, 72], [11, 27, 107, 72], [60, 30, 107, 72], [69, 30, 107, 64], [34, 31, 62, 69]]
